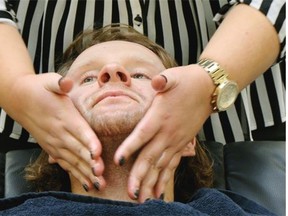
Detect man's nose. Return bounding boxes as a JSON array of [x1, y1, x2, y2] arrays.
[[97, 64, 131, 87]]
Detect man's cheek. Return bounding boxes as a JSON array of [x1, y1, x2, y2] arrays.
[[143, 95, 155, 112], [68, 91, 85, 112], [69, 89, 82, 103], [148, 91, 156, 104], [68, 92, 79, 105]]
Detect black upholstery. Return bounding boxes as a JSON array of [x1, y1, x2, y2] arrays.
[[4, 149, 41, 198], [0, 153, 4, 198], [1, 141, 286, 216], [224, 141, 285, 216], [203, 141, 226, 189]]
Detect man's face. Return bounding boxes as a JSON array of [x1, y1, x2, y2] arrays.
[[66, 41, 166, 137]]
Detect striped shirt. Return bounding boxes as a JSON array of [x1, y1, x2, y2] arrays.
[[0, 0, 285, 150]]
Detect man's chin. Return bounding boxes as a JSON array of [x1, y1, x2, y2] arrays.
[[88, 110, 144, 137]]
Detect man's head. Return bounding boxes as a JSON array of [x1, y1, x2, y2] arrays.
[[57, 24, 177, 139], [26, 24, 213, 202], [66, 40, 166, 139]]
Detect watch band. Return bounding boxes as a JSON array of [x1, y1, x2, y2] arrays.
[[197, 59, 227, 85], [197, 59, 238, 112]]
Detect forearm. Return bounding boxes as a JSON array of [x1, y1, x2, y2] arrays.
[[199, 4, 280, 91], [0, 24, 35, 108]]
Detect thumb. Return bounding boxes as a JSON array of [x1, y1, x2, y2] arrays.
[[44, 73, 74, 95], [58, 76, 74, 93], [151, 73, 176, 93]]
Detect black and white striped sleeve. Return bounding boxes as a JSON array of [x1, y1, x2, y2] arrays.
[[0, 0, 17, 28], [214, 0, 286, 60]]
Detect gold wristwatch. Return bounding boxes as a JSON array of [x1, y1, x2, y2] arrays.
[[197, 59, 239, 112]]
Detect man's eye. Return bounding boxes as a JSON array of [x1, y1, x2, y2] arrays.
[[83, 76, 97, 83], [131, 73, 150, 79]]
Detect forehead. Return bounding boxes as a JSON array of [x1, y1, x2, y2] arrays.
[[70, 40, 164, 69], [83, 40, 158, 57]]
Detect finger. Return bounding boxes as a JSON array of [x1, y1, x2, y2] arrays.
[[127, 157, 151, 200], [151, 71, 177, 92], [49, 133, 104, 177], [47, 133, 91, 163], [138, 149, 183, 202], [114, 110, 162, 166], [55, 147, 92, 176], [154, 151, 183, 199], [138, 166, 160, 202], [57, 157, 106, 191], [43, 73, 73, 95], [154, 147, 179, 171], [126, 134, 172, 200], [66, 115, 103, 159], [58, 76, 74, 93], [151, 75, 167, 91], [91, 157, 105, 177], [153, 168, 171, 200], [54, 147, 106, 188], [47, 94, 103, 159], [56, 157, 92, 189]]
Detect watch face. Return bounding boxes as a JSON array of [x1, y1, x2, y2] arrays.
[[217, 82, 238, 111]]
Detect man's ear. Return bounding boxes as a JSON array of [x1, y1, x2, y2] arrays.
[[181, 137, 196, 157]]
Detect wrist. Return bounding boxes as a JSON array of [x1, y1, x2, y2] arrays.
[[187, 64, 216, 115], [4, 74, 35, 118]]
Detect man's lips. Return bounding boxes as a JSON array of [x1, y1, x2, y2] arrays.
[[95, 90, 137, 105]]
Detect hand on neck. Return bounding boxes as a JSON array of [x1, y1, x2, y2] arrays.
[[70, 135, 137, 202], [70, 134, 174, 203]]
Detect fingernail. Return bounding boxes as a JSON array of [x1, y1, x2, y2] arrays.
[[134, 189, 139, 199], [58, 76, 64, 86], [90, 151, 94, 159], [160, 74, 168, 83], [119, 156, 125, 166], [93, 181, 100, 191], [159, 193, 164, 200], [82, 184, 89, 192]]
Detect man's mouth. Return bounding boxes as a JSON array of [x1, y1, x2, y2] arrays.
[[95, 90, 136, 105]]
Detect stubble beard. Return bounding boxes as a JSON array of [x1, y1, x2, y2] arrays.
[[88, 108, 144, 138], [84, 108, 145, 158], [87, 108, 145, 175]]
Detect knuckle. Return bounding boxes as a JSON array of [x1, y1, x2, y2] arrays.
[[72, 159, 80, 169], [70, 157, 81, 169], [77, 145, 86, 157], [129, 173, 143, 183], [57, 160, 70, 172], [137, 124, 155, 138], [143, 155, 155, 166]]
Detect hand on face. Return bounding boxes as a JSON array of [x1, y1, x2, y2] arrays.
[[10, 72, 103, 192], [114, 64, 215, 202]]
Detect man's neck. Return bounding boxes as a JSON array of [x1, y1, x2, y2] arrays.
[[70, 135, 137, 202], [70, 134, 174, 202]]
